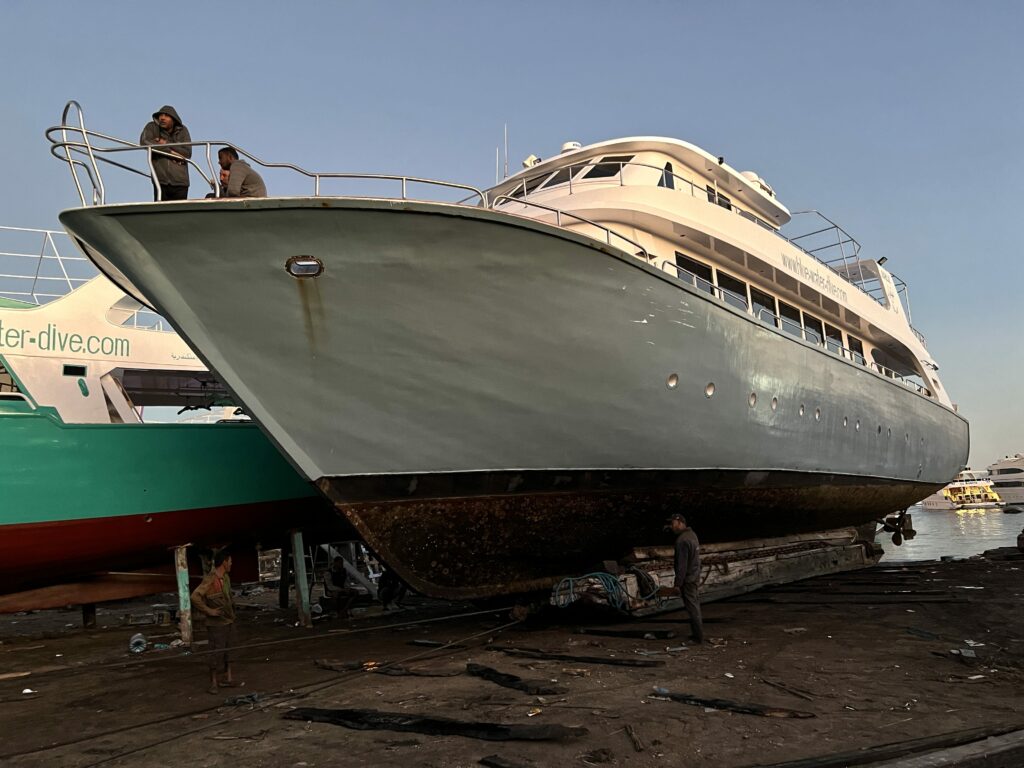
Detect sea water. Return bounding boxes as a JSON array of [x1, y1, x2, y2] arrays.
[[880, 505, 1024, 562]]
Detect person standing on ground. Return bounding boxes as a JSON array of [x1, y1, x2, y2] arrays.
[[323, 557, 358, 617], [658, 513, 704, 643], [217, 147, 267, 198], [139, 106, 192, 201], [190, 551, 241, 694]]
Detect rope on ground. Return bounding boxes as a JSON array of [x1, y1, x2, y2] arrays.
[[5, 605, 516, 682], [551, 572, 630, 610]]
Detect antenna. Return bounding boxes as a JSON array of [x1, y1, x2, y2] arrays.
[[503, 123, 509, 179], [495, 146, 499, 185]]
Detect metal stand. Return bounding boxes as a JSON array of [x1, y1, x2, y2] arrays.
[[291, 530, 312, 628], [174, 544, 193, 647], [279, 545, 291, 609]]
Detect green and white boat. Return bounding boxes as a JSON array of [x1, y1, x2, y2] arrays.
[[0, 226, 322, 600]]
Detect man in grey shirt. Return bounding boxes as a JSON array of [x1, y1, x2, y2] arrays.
[[659, 513, 704, 643], [217, 147, 267, 198], [140, 106, 191, 200]]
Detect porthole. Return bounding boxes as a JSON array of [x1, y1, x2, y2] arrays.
[[843, 416, 848, 428], [770, 397, 778, 411], [285, 255, 325, 278], [855, 420, 861, 431], [905, 433, 910, 443], [799, 404, 805, 417], [887, 428, 892, 438], [749, 392, 757, 408], [667, 373, 679, 390], [705, 383, 715, 398], [877, 425, 882, 435], [814, 408, 821, 421]]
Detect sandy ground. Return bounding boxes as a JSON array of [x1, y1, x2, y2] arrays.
[[1, 556, 1022, 768]]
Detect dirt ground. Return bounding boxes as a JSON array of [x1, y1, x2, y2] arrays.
[[1, 556, 1022, 768]]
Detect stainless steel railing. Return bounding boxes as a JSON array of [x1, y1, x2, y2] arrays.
[[662, 260, 931, 397], [0, 226, 90, 304], [489, 196, 651, 262], [496, 159, 923, 322], [0, 225, 170, 331], [47, 101, 487, 206]]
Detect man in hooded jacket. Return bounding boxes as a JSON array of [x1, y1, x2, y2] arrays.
[[140, 106, 192, 201]]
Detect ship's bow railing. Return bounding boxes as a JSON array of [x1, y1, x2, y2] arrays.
[[47, 101, 487, 207]]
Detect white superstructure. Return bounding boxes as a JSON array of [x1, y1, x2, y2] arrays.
[[987, 454, 1024, 506], [489, 137, 951, 409]]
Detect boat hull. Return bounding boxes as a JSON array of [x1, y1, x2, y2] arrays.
[[60, 199, 970, 598], [0, 406, 329, 592]]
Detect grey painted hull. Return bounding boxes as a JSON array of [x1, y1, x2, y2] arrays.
[[60, 199, 969, 598]]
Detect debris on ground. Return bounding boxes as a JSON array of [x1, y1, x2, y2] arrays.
[[649, 687, 815, 718], [283, 707, 588, 741], [466, 663, 567, 695], [493, 646, 666, 667]]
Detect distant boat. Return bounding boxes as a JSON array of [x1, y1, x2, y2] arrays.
[[987, 454, 1024, 507], [920, 469, 1002, 511], [50, 107, 970, 599], [0, 227, 326, 598]]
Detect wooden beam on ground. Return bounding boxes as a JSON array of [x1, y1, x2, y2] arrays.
[[0, 573, 178, 613]]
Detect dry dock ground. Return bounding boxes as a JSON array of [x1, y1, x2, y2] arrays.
[[1, 556, 1022, 768]]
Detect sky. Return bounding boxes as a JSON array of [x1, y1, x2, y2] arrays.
[[1, 0, 1020, 467]]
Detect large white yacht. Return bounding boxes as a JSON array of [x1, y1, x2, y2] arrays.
[[920, 469, 1001, 510], [49, 103, 969, 599], [987, 454, 1024, 506]]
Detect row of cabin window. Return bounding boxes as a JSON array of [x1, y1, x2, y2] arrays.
[[675, 253, 867, 364], [515, 156, 774, 230], [511, 155, 638, 198]]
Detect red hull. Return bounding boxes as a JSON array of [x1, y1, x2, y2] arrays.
[[0, 497, 344, 593]]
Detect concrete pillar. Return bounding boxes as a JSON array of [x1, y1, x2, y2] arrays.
[[291, 529, 312, 628], [174, 544, 193, 647], [82, 603, 96, 629]]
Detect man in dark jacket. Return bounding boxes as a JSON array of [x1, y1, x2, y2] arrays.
[[658, 513, 704, 643], [218, 147, 267, 198], [140, 106, 192, 201]]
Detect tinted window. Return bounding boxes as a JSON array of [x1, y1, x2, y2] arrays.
[[658, 162, 675, 189], [750, 287, 777, 326], [542, 165, 579, 189], [706, 185, 732, 210], [779, 301, 802, 337], [523, 174, 550, 196], [804, 314, 825, 346], [847, 335, 866, 365], [675, 252, 714, 293], [824, 323, 844, 354], [583, 155, 634, 180], [717, 271, 748, 311]]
